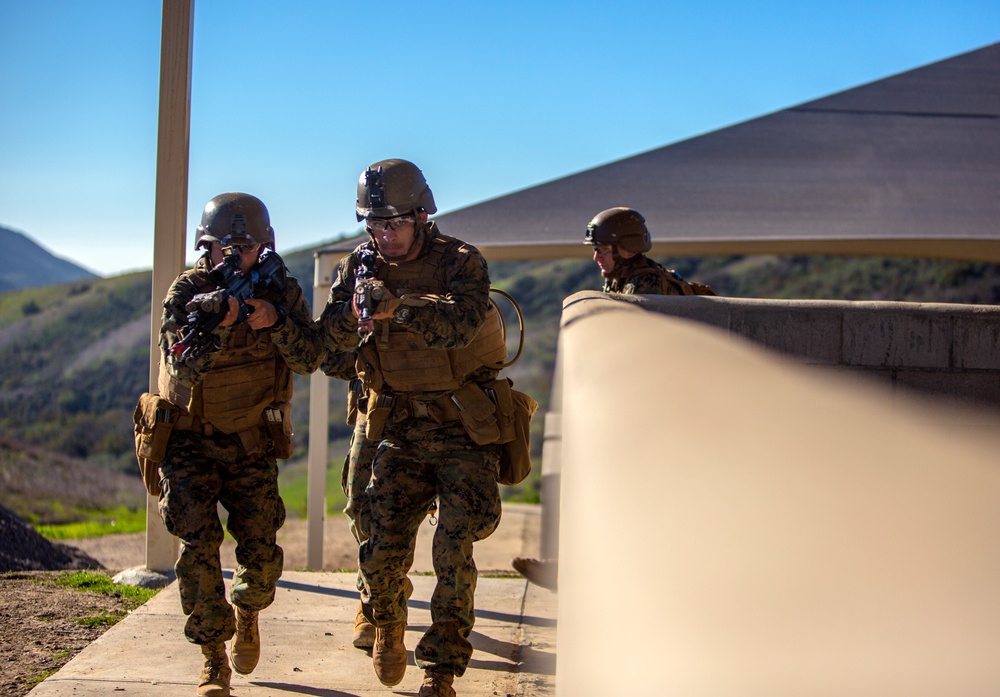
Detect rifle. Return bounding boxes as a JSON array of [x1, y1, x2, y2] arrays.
[[169, 247, 286, 365], [353, 244, 384, 338]]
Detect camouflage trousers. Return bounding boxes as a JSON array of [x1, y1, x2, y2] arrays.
[[342, 417, 377, 545], [359, 419, 502, 677], [158, 429, 286, 645]]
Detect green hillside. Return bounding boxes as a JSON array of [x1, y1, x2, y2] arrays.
[[2, 248, 999, 521]]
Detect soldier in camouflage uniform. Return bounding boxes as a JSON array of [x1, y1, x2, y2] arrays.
[[318, 159, 506, 697], [156, 193, 324, 697], [513, 208, 714, 591], [585, 206, 714, 295]]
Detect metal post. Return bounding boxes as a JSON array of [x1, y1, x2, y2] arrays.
[[146, 0, 194, 572], [306, 271, 330, 569], [305, 250, 340, 569]]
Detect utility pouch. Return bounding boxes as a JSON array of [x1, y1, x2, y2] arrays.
[[497, 389, 539, 486], [484, 378, 517, 444], [346, 378, 364, 426], [365, 391, 396, 441], [451, 382, 501, 445], [264, 404, 294, 459], [132, 392, 177, 496]]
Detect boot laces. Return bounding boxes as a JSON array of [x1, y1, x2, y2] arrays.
[[237, 609, 257, 641], [204, 647, 227, 678]]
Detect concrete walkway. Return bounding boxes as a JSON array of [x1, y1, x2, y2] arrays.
[[30, 504, 557, 697]]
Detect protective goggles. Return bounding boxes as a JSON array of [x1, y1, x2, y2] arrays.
[[366, 214, 415, 233]]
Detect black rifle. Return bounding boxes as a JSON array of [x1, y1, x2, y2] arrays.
[[353, 244, 383, 338], [170, 247, 286, 365]]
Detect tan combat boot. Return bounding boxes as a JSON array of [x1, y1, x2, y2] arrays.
[[355, 576, 413, 650], [372, 621, 407, 686], [197, 642, 232, 697], [352, 604, 375, 649], [418, 670, 456, 697], [230, 606, 260, 675], [511, 557, 558, 591]]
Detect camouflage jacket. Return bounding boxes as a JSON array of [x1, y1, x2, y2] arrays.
[[318, 222, 493, 382], [159, 252, 325, 387], [604, 254, 687, 295]]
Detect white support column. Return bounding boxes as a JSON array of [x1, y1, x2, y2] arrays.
[[306, 273, 330, 570], [305, 250, 339, 569], [146, 0, 194, 572]]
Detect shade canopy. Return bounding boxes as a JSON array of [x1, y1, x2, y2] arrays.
[[320, 42, 1000, 264]]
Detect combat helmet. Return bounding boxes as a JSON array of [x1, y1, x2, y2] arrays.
[[584, 207, 651, 254], [356, 159, 437, 221], [196, 192, 275, 250]]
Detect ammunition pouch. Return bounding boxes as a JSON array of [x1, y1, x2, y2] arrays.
[[364, 392, 396, 441], [132, 392, 177, 497], [451, 382, 501, 445], [483, 378, 516, 443], [263, 404, 294, 459], [496, 386, 538, 486], [346, 378, 365, 426], [361, 377, 537, 486]]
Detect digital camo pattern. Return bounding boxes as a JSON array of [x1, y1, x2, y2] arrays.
[[603, 253, 686, 295], [320, 348, 359, 382], [359, 420, 502, 677], [317, 223, 491, 354], [320, 350, 374, 543], [158, 429, 286, 645], [154, 250, 317, 648], [317, 223, 501, 677], [160, 252, 325, 386], [343, 417, 377, 545]]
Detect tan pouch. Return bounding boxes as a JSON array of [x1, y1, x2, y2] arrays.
[[451, 382, 500, 445], [132, 392, 177, 496], [365, 391, 396, 441], [497, 389, 539, 486], [264, 404, 294, 459], [346, 378, 363, 426], [483, 378, 517, 444]]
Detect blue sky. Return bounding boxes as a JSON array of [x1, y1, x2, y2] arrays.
[[1, 1, 998, 277]]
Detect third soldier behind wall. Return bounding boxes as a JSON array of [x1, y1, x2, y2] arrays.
[[585, 206, 716, 296], [512, 206, 715, 592]]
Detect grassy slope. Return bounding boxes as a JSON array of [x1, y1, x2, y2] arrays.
[[2, 250, 999, 522]]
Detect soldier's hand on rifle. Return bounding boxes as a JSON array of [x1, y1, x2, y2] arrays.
[[244, 298, 279, 330], [218, 295, 242, 327], [352, 281, 402, 321]]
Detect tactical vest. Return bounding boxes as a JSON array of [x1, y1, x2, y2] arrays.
[[159, 268, 292, 448], [360, 234, 507, 393], [609, 255, 716, 296]]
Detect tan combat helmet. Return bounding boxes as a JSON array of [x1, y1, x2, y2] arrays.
[[584, 207, 652, 254], [355, 159, 437, 221], [196, 192, 276, 250]]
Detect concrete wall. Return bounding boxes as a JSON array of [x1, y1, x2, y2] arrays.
[[552, 295, 1000, 696], [564, 291, 1000, 416]]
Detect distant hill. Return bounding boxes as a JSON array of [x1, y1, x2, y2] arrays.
[[1, 243, 999, 513], [0, 226, 99, 292], [0, 435, 145, 525]]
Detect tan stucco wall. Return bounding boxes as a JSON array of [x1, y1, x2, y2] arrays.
[[566, 291, 1000, 415], [553, 295, 1000, 695]]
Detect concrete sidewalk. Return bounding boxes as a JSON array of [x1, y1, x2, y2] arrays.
[[30, 504, 557, 697]]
